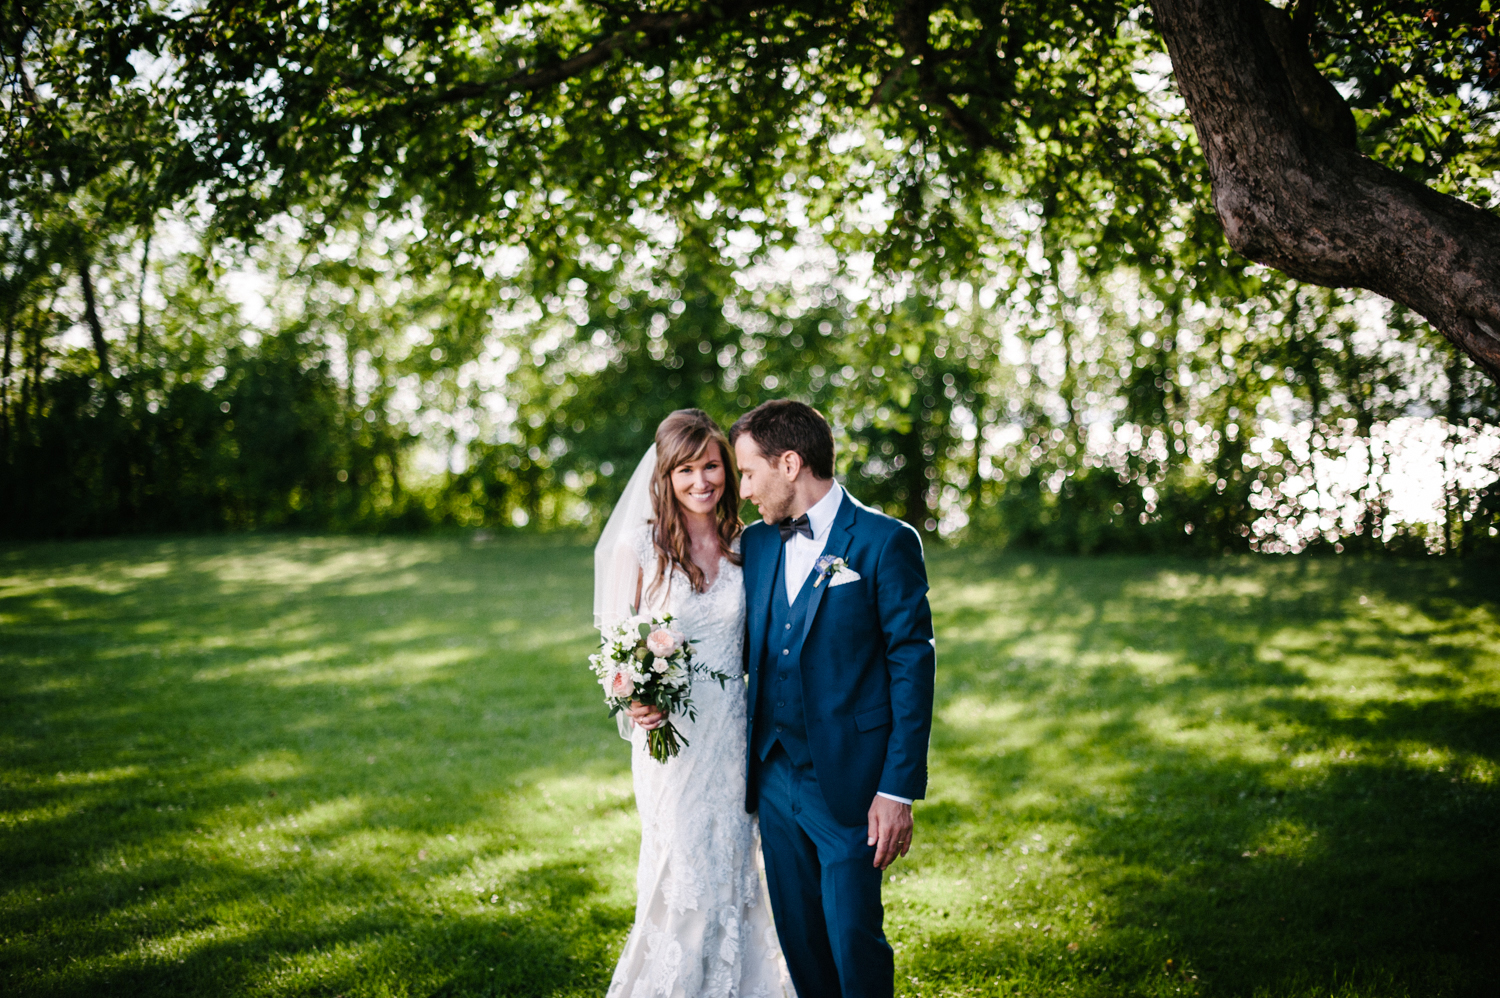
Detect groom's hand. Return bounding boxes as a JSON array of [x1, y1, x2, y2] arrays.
[[626, 701, 665, 730], [867, 796, 913, 869]]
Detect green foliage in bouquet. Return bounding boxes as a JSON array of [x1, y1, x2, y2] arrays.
[[590, 610, 732, 763]]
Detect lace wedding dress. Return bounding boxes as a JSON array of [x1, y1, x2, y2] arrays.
[[605, 526, 793, 998]]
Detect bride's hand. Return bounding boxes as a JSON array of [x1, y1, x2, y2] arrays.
[[626, 700, 666, 730]]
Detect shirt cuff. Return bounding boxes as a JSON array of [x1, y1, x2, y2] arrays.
[[875, 791, 913, 805]]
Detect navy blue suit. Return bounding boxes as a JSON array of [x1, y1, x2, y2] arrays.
[[744, 490, 935, 998]]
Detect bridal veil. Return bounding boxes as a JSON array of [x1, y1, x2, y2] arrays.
[[594, 444, 658, 629]]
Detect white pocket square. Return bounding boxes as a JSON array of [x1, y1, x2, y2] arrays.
[[827, 568, 862, 587]]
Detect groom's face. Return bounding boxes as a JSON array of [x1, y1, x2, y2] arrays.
[[734, 434, 797, 524]]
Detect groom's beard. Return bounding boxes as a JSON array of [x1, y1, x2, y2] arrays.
[[754, 476, 796, 524]]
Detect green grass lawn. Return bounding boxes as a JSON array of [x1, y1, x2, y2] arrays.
[[2, 536, 1497, 998]]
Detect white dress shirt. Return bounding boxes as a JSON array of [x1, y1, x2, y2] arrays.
[[782, 481, 844, 603], [778, 482, 912, 807]]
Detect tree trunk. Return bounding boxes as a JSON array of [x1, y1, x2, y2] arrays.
[[897, 423, 928, 532], [967, 313, 990, 516], [1446, 352, 1466, 556], [19, 333, 31, 442], [21, 315, 43, 441], [1058, 315, 1082, 453], [1149, 0, 1500, 383], [2, 314, 12, 457], [1356, 416, 1381, 546], [136, 227, 152, 357], [968, 398, 985, 514], [77, 255, 110, 378]]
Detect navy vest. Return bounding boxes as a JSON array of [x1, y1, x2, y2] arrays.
[[753, 544, 818, 766]]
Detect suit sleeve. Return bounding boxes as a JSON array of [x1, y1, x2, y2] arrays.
[[873, 522, 935, 802]]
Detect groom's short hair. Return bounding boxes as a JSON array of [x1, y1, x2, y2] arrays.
[[729, 400, 834, 480]]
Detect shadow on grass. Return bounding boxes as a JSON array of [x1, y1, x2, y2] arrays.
[[4, 539, 1499, 997], [914, 551, 1500, 997], [1, 535, 630, 997], [30, 862, 626, 998]]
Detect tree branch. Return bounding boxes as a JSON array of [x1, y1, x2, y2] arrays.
[[1149, 0, 1500, 383], [434, 6, 731, 104], [892, 0, 997, 150], [1289, 0, 1318, 42]]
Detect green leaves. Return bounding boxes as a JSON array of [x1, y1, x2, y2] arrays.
[[1, 0, 1195, 293], [1321, 1, 1500, 202], [6, 0, 1500, 549]]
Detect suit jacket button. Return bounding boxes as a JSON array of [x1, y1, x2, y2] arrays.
[[782, 648, 789, 655], [777, 701, 785, 707]]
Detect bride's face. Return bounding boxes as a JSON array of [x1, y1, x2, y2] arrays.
[[670, 444, 727, 518]]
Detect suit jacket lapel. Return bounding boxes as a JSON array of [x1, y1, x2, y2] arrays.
[[799, 491, 857, 647], [748, 526, 779, 693]]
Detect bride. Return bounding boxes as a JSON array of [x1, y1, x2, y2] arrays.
[[594, 409, 794, 998]]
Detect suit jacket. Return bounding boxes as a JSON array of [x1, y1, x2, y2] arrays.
[[743, 489, 936, 826]]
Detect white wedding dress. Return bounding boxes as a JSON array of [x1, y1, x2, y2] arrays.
[[604, 525, 793, 998]]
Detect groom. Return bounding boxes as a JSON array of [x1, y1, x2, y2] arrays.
[[731, 400, 935, 998]]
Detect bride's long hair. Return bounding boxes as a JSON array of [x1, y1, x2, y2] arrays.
[[647, 409, 743, 597]]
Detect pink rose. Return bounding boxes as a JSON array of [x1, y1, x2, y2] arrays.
[[646, 629, 680, 657], [610, 669, 635, 698]]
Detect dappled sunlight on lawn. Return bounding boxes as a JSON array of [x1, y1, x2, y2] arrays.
[[2, 537, 1497, 996], [2, 535, 631, 997], [910, 550, 1499, 996]]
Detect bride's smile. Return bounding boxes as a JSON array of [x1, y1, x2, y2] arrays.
[[671, 451, 726, 516]]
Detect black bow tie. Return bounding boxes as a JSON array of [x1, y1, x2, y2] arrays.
[[778, 514, 813, 543]]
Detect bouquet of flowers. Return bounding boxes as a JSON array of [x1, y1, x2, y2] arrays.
[[590, 611, 729, 762]]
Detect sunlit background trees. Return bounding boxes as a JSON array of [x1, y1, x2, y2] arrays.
[[4, 0, 1499, 553]]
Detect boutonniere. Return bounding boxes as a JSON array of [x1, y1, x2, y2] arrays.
[[813, 555, 850, 588]]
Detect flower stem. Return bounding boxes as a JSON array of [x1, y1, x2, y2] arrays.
[[647, 722, 689, 763]]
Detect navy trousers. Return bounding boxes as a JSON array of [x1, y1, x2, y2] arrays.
[[756, 745, 893, 998]]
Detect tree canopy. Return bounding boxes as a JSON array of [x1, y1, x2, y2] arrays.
[[3, 0, 1500, 550], [13, 2, 1500, 307]]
